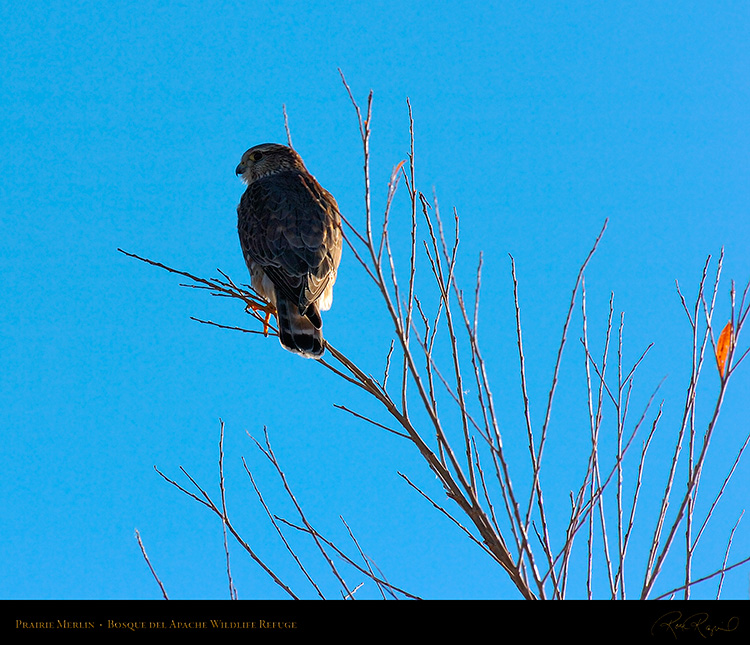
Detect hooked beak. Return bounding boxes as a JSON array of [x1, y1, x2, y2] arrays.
[[235, 162, 245, 176]]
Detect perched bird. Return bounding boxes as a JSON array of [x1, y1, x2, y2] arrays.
[[236, 143, 342, 358]]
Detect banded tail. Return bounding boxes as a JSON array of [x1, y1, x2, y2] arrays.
[[275, 295, 325, 359]]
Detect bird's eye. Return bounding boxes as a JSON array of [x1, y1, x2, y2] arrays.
[[250, 151, 264, 162]]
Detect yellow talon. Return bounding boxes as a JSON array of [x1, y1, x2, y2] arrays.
[[262, 309, 274, 336], [245, 301, 276, 337]]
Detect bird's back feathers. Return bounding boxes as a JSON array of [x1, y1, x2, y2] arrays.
[[237, 157, 342, 358]]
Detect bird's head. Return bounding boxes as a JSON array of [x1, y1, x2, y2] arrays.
[[235, 143, 305, 184]]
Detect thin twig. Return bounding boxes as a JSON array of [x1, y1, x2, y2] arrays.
[[134, 529, 169, 600]]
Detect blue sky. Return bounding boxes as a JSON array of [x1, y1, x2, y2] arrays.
[[1, 1, 749, 600]]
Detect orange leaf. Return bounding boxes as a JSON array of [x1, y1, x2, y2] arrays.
[[716, 321, 733, 378]]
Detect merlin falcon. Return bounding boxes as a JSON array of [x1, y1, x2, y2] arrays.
[[236, 143, 342, 358]]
